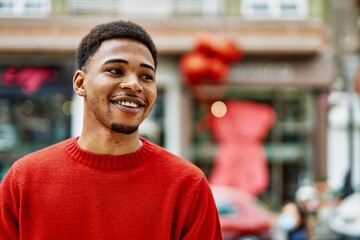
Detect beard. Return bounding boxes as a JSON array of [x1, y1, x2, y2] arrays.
[[111, 123, 138, 135]]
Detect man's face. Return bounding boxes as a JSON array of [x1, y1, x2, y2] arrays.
[[75, 38, 157, 135]]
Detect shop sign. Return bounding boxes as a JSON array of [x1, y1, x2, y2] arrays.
[[0, 66, 56, 94], [231, 62, 294, 83], [229, 55, 335, 88]]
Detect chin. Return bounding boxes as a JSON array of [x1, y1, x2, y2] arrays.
[[111, 123, 138, 135]]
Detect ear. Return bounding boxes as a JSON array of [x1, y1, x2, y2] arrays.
[[73, 70, 86, 97], [356, 66, 360, 95]]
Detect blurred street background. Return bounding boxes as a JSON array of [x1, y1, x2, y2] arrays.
[[1, 0, 360, 239]]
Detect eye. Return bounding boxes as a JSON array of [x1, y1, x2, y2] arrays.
[[140, 74, 154, 82], [107, 69, 123, 75]]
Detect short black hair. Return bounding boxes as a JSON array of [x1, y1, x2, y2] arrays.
[[76, 20, 158, 71]]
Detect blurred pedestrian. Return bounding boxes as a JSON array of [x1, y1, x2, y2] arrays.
[[0, 20, 222, 239], [277, 201, 308, 240]]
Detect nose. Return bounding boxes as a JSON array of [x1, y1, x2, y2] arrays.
[[119, 74, 143, 92]]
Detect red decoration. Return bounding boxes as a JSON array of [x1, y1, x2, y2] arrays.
[[179, 51, 229, 85], [195, 32, 242, 63], [1, 67, 55, 94], [179, 32, 242, 87], [179, 51, 209, 85], [208, 101, 276, 196]]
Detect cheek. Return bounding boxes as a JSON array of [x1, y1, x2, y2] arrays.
[[149, 86, 157, 102], [151, 91, 157, 104], [143, 84, 157, 105], [86, 91, 108, 112], [356, 67, 360, 94], [144, 90, 157, 116], [86, 81, 111, 103]]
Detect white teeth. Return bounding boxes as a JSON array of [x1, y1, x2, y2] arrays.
[[117, 101, 139, 108]]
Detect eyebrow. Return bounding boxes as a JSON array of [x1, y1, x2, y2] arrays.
[[103, 58, 155, 72], [140, 63, 156, 72], [103, 58, 128, 65]]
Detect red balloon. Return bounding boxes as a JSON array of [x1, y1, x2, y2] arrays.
[[195, 32, 242, 63], [179, 51, 228, 85], [208, 56, 229, 84], [219, 36, 242, 62], [179, 51, 208, 85]]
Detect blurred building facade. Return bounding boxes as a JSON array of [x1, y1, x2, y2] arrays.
[[0, 0, 340, 209]]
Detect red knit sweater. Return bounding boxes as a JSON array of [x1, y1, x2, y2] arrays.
[[0, 137, 223, 240]]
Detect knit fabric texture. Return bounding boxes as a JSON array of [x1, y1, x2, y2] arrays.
[[0, 137, 223, 240]]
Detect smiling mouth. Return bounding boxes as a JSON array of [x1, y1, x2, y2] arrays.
[[110, 95, 146, 109], [115, 101, 139, 108]]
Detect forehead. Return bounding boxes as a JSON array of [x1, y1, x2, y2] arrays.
[[92, 38, 154, 66]]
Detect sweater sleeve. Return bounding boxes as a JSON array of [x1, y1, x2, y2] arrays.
[[0, 167, 20, 240], [181, 177, 223, 240]]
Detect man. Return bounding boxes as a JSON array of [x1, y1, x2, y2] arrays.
[[0, 20, 223, 239]]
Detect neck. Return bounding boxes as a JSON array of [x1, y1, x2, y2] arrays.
[[77, 129, 142, 155]]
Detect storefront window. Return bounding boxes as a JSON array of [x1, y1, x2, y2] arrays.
[[0, 65, 72, 180], [139, 90, 165, 147], [241, 0, 308, 19], [189, 86, 316, 209], [0, 0, 50, 16]]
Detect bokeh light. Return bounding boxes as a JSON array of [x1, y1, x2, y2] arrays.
[[211, 101, 227, 118]]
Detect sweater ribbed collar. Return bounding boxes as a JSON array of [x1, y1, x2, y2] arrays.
[[66, 137, 154, 169]]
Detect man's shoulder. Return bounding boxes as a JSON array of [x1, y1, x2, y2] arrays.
[[13, 138, 74, 169], [145, 139, 206, 179], [23, 138, 73, 158]]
